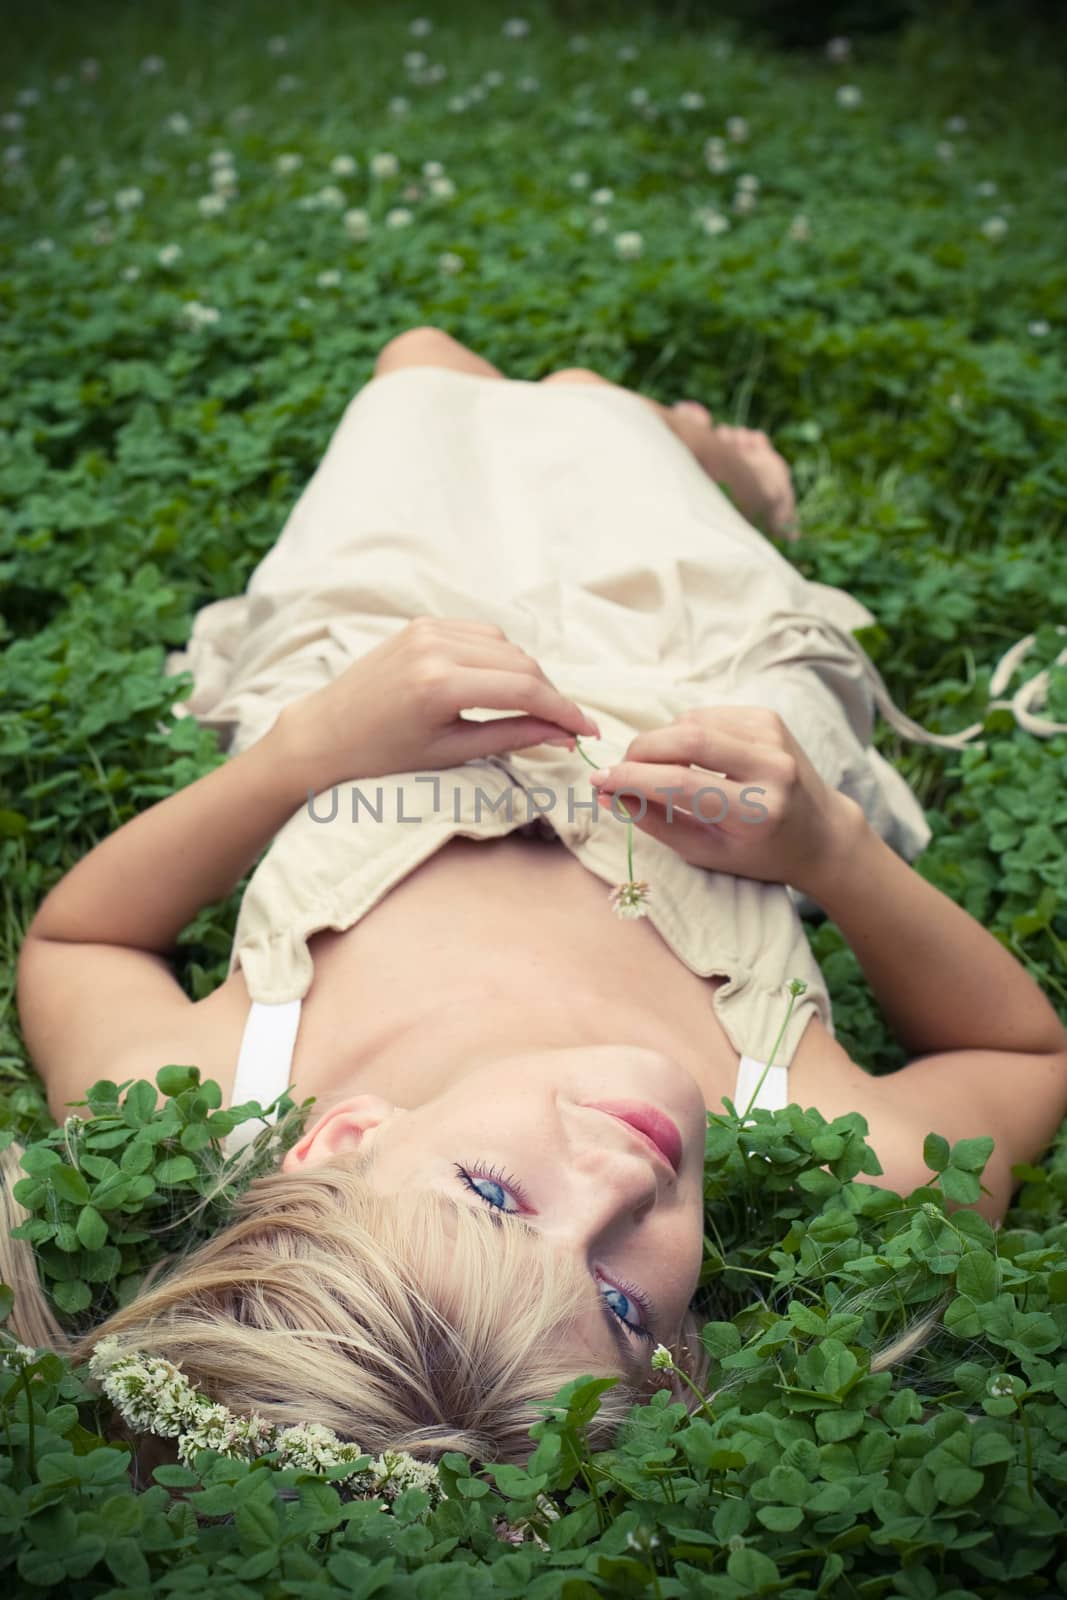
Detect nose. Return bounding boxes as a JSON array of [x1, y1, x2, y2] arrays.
[[538, 1134, 661, 1252]]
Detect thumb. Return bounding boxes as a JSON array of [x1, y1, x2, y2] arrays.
[[447, 715, 576, 762]]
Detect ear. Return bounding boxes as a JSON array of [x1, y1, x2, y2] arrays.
[[281, 1093, 400, 1174]]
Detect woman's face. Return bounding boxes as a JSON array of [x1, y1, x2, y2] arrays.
[[290, 1045, 708, 1375]]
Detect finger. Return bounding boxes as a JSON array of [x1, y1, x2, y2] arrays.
[[413, 617, 509, 638], [432, 666, 599, 738], [440, 715, 577, 762], [594, 788, 743, 868], [616, 722, 784, 785], [592, 760, 765, 833]]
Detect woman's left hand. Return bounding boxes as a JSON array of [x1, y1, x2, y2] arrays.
[[275, 616, 599, 791], [590, 705, 858, 897]]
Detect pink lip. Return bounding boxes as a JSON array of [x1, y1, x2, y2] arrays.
[[584, 1100, 683, 1175]]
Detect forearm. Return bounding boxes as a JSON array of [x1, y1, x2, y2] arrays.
[[27, 711, 313, 954], [805, 802, 1067, 1058]]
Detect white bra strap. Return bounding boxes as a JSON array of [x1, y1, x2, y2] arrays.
[[226, 998, 302, 1154], [735, 1054, 789, 1124]]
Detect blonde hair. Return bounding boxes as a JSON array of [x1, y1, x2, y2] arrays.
[[0, 1139, 710, 1466], [0, 1138, 949, 1467]]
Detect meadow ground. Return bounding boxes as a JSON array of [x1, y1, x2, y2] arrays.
[[1, 2, 1067, 1593]]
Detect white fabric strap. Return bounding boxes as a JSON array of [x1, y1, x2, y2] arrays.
[[226, 998, 302, 1154], [735, 1054, 789, 1125]]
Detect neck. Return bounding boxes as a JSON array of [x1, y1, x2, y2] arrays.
[[295, 966, 703, 1111]]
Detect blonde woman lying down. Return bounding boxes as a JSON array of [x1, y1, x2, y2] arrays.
[[10, 326, 1067, 1466]]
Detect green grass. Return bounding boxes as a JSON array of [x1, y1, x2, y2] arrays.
[[2, 1, 1067, 1592]]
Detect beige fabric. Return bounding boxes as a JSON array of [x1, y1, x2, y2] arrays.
[[163, 367, 980, 1068]]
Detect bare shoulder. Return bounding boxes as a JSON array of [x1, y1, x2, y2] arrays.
[[47, 978, 247, 1122], [788, 1017, 1020, 1224]]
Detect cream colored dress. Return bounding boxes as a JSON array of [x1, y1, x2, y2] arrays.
[[164, 367, 1001, 1093]]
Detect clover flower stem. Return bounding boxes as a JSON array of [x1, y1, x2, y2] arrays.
[[574, 736, 641, 910], [739, 978, 809, 1122]]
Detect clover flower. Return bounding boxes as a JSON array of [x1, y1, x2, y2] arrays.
[[651, 1343, 675, 1371], [609, 880, 651, 919]]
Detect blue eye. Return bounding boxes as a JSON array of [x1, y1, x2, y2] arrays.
[[454, 1163, 656, 1344], [454, 1163, 526, 1214], [595, 1271, 654, 1344]]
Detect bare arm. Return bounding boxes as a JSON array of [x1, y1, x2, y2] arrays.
[[24, 710, 312, 953], [805, 797, 1067, 1060]]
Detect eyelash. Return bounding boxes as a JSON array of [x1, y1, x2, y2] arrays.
[[453, 1161, 656, 1344]]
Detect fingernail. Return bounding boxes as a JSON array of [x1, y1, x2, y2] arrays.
[[545, 735, 574, 747], [590, 768, 612, 785], [582, 718, 601, 738]]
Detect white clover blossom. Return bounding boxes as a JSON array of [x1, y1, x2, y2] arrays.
[[198, 193, 227, 217], [609, 880, 651, 919], [343, 207, 371, 240], [405, 50, 428, 71], [2, 112, 25, 132], [945, 114, 968, 133], [936, 140, 954, 161], [787, 214, 812, 242], [422, 159, 445, 178], [618, 43, 638, 62], [277, 75, 301, 92], [981, 215, 1008, 240], [826, 36, 852, 62], [651, 1343, 674, 1371], [680, 91, 705, 110], [140, 55, 165, 76], [158, 242, 182, 265], [33, 237, 55, 253], [390, 96, 411, 116], [438, 251, 464, 274], [166, 112, 191, 135], [89, 1339, 440, 1497], [80, 58, 100, 81], [370, 1450, 444, 1503], [590, 215, 610, 236], [975, 179, 998, 196], [698, 208, 730, 236], [629, 87, 650, 108], [503, 17, 530, 37], [267, 35, 289, 56], [180, 300, 221, 327], [590, 186, 614, 205], [428, 175, 455, 198], [614, 230, 643, 260], [275, 152, 303, 175], [410, 16, 433, 34], [370, 151, 399, 179], [836, 84, 862, 108], [1028, 319, 1050, 336], [115, 187, 144, 211], [733, 190, 757, 214], [736, 172, 759, 192], [569, 170, 590, 189], [385, 207, 414, 228], [331, 154, 359, 177], [725, 115, 749, 142]]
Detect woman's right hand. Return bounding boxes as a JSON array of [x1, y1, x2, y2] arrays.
[[275, 616, 600, 792], [589, 705, 864, 897]]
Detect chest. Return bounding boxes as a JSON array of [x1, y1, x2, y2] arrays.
[[195, 831, 851, 1120]]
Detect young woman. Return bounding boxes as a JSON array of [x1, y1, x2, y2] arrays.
[[10, 327, 1067, 1466]]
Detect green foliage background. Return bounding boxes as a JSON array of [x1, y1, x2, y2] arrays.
[[2, 0, 1067, 1594]]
